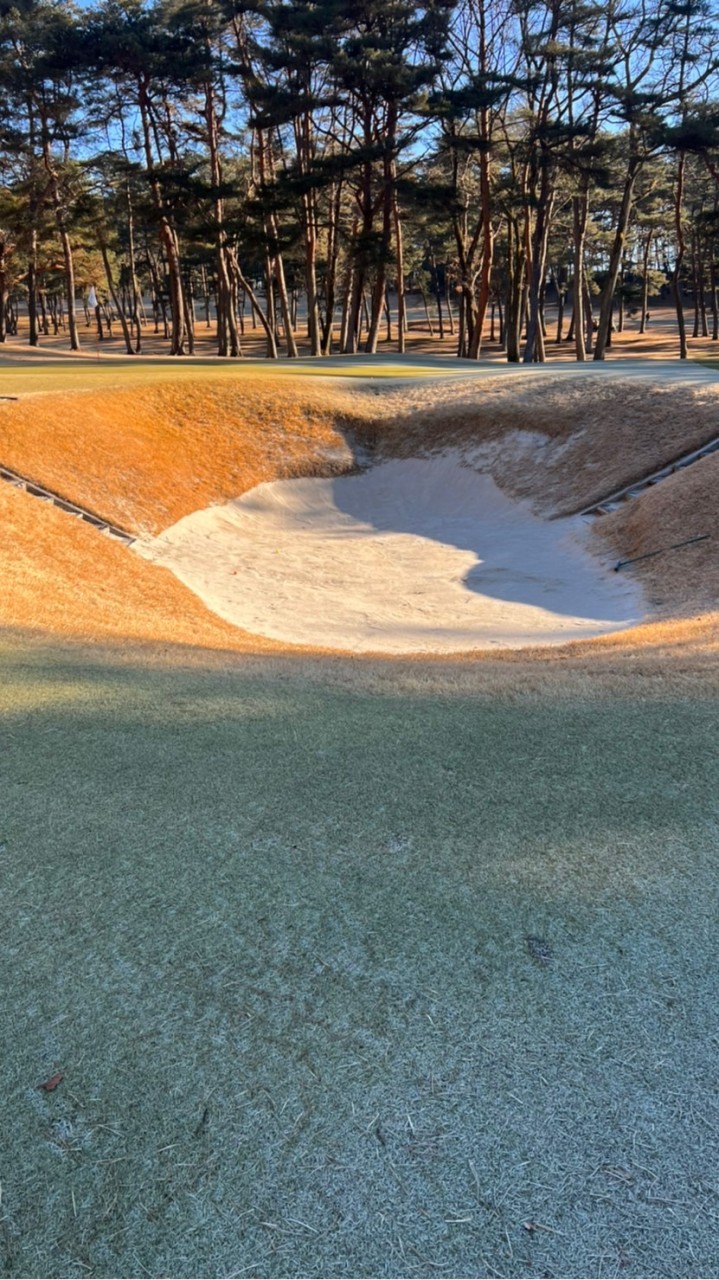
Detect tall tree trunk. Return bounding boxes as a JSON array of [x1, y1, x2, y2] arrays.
[[697, 238, 708, 337], [457, 293, 466, 357], [38, 290, 49, 336], [572, 193, 587, 360], [229, 249, 277, 357], [127, 190, 143, 353], [593, 158, 641, 360], [274, 248, 297, 357], [255, 126, 297, 357], [344, 113, 374, 354], [138, 78, 187, 355], [338, 257, 355, 353], [421, 287, 435, 337], [295, 113, 321, 356], [0, 244, 6, 343], [392, 177, 406, 354], [58, 226, 79, 350], [99, 239, 134, 354], [366, 113, 397, 355], [450, 201, 480, 358], [523, 171, 554, 363], [41, 139, 80, 351], [670, 151, 688, 360], [639, 229, 653, 333], [345, 265, 364, 354], [467, 205, 494, 359], [435, 278, 445, 340], [505, 217, 524, 363], [584, 273, 594, 355], [446, 287, 455, 336], [182, 276, 195, 354], [28, 233, 39, 347], [264, 253, 276, 352], [205, 80, 240, 357], [366, 265, 388, 353], [321, 179, 344, 354], [468, 6, 494, 360]]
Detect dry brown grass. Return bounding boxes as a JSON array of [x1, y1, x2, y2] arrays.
[[367, 374, 719, 515], [4, 373, 719, 536], [596, 451, 719, 615], [0, 482, 281, 650], [2, 370, 718, 528], [0, 378, 357, 535]]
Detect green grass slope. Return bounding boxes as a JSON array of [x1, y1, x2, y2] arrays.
[[2, 638, 718, 1278]]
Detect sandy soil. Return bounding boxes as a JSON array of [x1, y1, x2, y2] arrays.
[[135, 453, 643, 653]]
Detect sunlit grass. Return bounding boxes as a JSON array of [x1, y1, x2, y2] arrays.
[[0, 353, 481, 397]]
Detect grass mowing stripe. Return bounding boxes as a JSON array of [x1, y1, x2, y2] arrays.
[[2, 642, 719, 1277], [0, 357, 475, 398]]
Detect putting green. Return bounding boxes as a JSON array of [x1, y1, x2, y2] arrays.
[[0, 353, 484, 397]]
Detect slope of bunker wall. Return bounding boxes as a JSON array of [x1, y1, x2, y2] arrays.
[[0, 378, 359, 536], [594, 451, 719, 615], [355, 374, 719, 519]]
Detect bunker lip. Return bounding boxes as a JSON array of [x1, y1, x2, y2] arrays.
[[135, 452, 644, 655]]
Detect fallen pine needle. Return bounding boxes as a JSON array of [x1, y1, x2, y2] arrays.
[[37, 1072, 63, 1092], [523, 1220, 564, 1235]]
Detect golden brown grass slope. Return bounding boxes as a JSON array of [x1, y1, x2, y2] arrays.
[[596, 451, 719, 616], [0, 378, 357, 535], [2, 371, 718, 526], [0, 482, 281, 649], [3, 373, 719, 534], [369, 374, 719, 515]]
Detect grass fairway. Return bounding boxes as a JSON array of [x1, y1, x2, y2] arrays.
[[0, 353, 489, 398], [0, 348, 716, 399], [2, 637, 719, 1279]]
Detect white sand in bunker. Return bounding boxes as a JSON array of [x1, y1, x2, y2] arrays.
[[135, 452, 645, 653]]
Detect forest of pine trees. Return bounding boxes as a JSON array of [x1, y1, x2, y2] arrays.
[[2, 0, 719, 361]]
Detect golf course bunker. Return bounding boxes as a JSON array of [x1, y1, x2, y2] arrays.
[[135, 451, 644, 653]]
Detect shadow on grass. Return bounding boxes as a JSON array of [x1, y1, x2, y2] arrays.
[[2, 640, 719, 1278]]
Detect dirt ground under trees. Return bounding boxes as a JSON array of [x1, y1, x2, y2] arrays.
[[2, 300, 716, 365]]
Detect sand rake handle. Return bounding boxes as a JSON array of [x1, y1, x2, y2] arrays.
[[614, 534, 709, 572]]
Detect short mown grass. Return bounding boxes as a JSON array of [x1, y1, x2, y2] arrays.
[[0, 353, 477, 398], [3, 359, 719, 1278], [2, 637, 719, 1279]]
